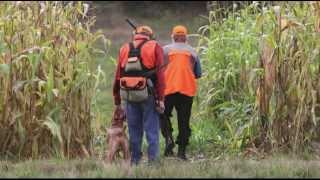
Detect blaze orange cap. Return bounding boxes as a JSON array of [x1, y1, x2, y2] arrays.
[[172, 25, 187, 36], [136, 25, 153, 36]]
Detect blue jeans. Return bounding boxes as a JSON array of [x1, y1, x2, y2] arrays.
[[125, 96, 160, 164]]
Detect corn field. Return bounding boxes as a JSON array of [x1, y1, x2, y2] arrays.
[[196, 1, 320, 153], [0, 2, 107, 159], [1, 1, 320, 162]]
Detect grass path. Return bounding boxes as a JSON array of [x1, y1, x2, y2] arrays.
[[1, 154, 320, 178]]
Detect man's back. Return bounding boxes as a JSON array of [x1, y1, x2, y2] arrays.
[[162, 42, 201, 97], [163, 42, 197, 59], [113, 34, 165, 106]]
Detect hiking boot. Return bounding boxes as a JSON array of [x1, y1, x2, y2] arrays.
[[177, 145, 188, 161], [164, 136, 175, 157]]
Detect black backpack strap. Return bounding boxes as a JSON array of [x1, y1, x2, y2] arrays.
[[128, 40, 150, 73], [129, 42, 135, 52], [128, 42, 136, 57], [128, 40, 149, 57]]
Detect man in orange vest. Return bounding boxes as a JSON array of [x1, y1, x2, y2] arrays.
[[161, 25, 202, 160], [113, 25, 165, 165]]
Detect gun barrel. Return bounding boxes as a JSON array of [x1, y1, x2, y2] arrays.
[[126, 19, 137, 30]]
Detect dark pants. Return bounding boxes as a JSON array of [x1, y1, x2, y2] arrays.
[[160, 92, 193, 147]]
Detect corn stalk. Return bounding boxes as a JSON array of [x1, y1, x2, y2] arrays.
[[0, 2, 108, 159], [198, 2, 320, 153]]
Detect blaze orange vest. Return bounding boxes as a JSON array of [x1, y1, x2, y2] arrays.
[[120, 40, 157, 70], [164, 50, 197, 97]]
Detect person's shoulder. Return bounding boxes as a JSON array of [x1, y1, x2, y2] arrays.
[[172, 42, 195, 53], [149, 40, 163, 47], [162, 43, 174, 49], [119, 42, 129, 51], [183, 43, 195, 50], [118, 43, 130, 57], [146, 39, 158, 44], [184, 43, 198, 55], [143, 40, 160, 48]]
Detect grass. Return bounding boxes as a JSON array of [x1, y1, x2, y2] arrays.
[[1, 154, 320, 178]]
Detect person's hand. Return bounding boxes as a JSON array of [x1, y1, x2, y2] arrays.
[[156, 100, 165, 114]]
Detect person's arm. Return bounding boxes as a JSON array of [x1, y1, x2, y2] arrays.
[[194, 55, 202, 79], [154, 43, 165, 102], [162, 45, 169, 66]]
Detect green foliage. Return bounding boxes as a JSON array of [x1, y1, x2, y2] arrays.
[[0, 1, 108, 159], [195, 3, 262, 153], [195, 2, 320, 153]]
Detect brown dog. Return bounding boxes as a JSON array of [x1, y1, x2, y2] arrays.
[[105, 107, 130, 164]]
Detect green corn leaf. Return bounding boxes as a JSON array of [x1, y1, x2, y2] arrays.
[[43, 117, 63, 144], [0, 64, 10, 75]]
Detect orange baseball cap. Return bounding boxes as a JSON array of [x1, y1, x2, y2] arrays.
[[136, 25, 153, 36], [172, 25, 188, 36]]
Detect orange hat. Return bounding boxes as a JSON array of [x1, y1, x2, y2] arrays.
[[136, 25, 153, 36], [172, 25, 187, 36]]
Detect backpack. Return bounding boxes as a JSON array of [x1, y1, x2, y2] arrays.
[[119, 40, 154, 103]]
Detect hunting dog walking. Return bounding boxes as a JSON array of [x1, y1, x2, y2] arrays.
[[105, 107, 130, 165]]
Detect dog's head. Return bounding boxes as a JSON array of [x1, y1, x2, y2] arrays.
[[111, 107, 126, 128]]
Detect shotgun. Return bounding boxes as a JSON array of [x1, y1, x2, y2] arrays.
[[126, 18, 156, 40], [126, 19, 137, 31]]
